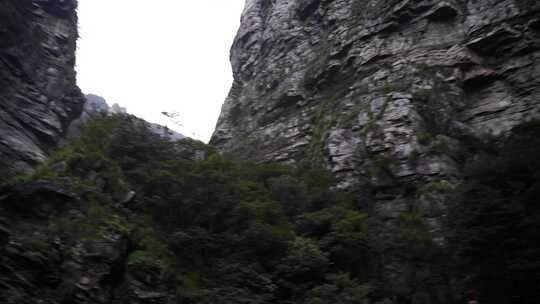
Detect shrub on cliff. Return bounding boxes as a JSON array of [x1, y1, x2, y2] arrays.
[[15, 115, 539, 303], [54, 116, 373, 303]]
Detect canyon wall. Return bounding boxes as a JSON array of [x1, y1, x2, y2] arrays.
[[212, 0, 540, 192], [0, 0, 539, 303], [211, 2, 540, 299], [0, 0, 84, 176]]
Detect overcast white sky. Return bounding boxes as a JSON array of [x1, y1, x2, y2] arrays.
[[76, 0, 245, 142]]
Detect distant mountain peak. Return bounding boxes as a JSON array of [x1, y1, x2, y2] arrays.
[[66, 94, 185, 141]]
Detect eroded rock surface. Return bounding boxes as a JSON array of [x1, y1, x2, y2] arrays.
[[212, 0, 540, 192], [211, 2, 540, 300], [0, 0, 84, 176]]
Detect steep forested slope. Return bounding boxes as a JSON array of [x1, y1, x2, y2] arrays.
[[1, 116, 539, 304]]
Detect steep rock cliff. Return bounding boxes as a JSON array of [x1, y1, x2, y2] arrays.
[[212, 0, 540, 192], [0, 0, 84, 176], [211, 2, 540, 300]]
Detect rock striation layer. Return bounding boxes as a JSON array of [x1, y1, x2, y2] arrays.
[[211, 2, 540, 299], [212, 0, 540, 191], [0, 0, 84, 176]]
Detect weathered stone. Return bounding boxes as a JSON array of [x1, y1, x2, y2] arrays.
[[212, 0, 540, 190], [210, 2, 540, 301], [122, 190, 137, 204], [0, 1, 85, 176]]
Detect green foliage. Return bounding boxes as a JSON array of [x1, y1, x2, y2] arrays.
[[48, 146, 77, 164], [59, 116, 371, 303], [278, 237, 329, 279], [297, 206, 370, 278], [19, 114, 478, 304], [45, 201, 133, 243], [269, 175, 308, 216], [28, 114, 539, 304], [305, 273, 371, 304], [127, 250, 163, 269], [88, 203, 133, 235], [394, 212, 441, 258], [10, 175, 33, 184], [48, 216, 93, 239], [448, 121, 540, 303], [418, 180, 454, 195], [183, 262, 278, 304], [127, 223, 171, 272], [431, 135, 451, 154]]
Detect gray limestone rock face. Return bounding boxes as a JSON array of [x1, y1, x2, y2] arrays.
[[211, 1, 540, 300], [212, 0, 540, 191], [0, 0, 85, 176]]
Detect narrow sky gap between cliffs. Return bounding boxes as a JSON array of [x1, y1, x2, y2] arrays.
[[76, 0, 245, 142]]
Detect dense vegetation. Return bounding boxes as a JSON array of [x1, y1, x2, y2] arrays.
[[4, 115, 540, 303], [10, 115, 377, 303], [448, 121, 540, 304]]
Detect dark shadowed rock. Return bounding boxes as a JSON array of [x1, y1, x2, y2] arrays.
[[0, 179, 130, 304], [0, 180, 79, 217], [0, 0, 84, 176]]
